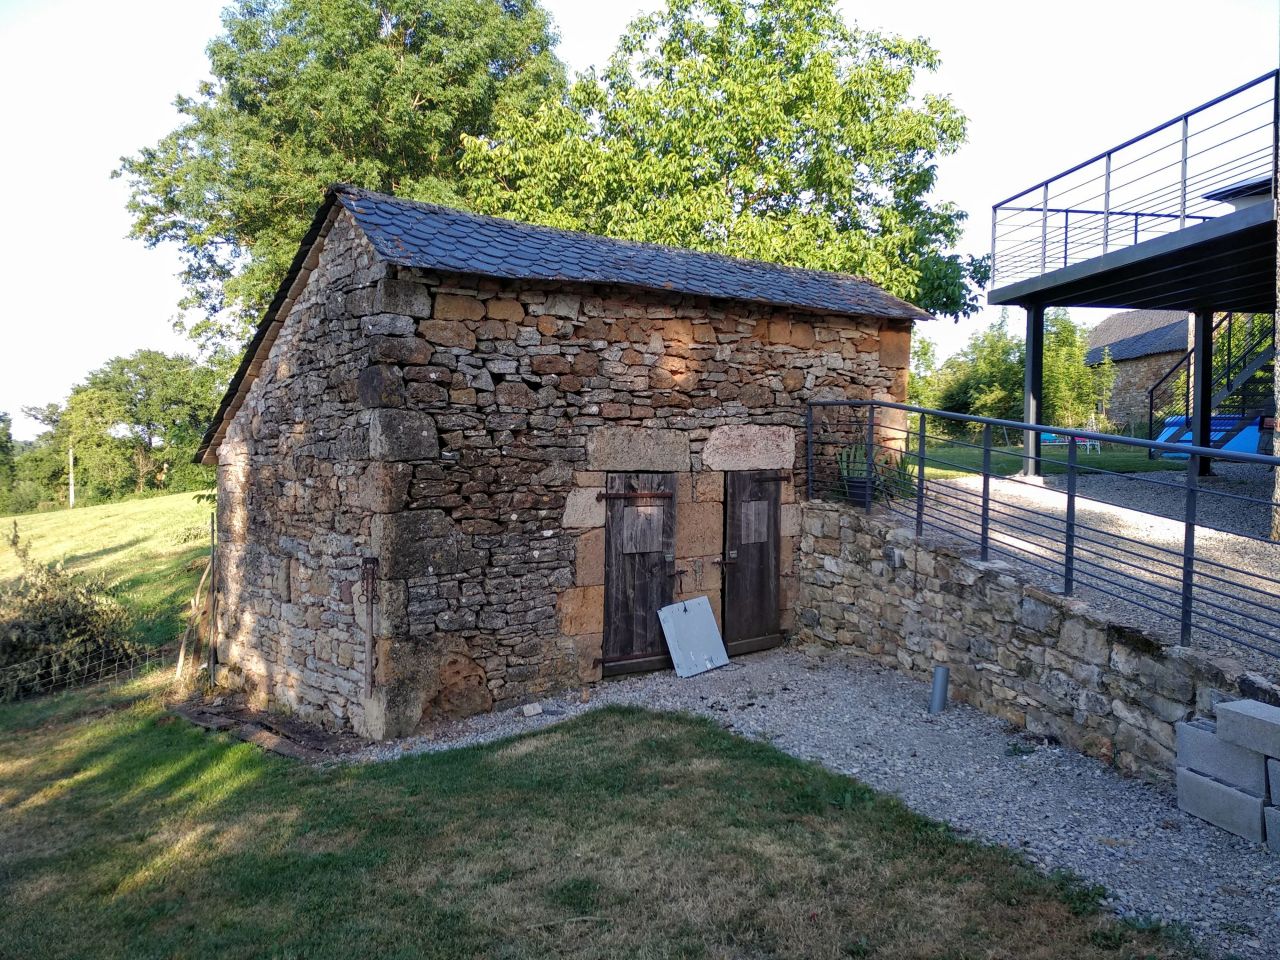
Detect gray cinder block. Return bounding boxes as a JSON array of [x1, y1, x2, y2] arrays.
[[1215, 699, 1280, 759], [1266, 806, 1280, 853], [1270, 758, 1280, 801], [1175, 718, 1267, 797], [1177, 767, 1265, 843]]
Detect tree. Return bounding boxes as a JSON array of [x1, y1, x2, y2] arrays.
[[1042, 309, 1114, 430], [460, 0, 988, 319], [0, 413, 13, 515], [66, 352, 221, 497], [908, 335, 940, 409], [935, 313, 1025, 427], [116, 0, 564, 356]]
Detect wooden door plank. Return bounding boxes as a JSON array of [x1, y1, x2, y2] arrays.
[[603, 472, 676, 665], [723, 470, 781, 644]]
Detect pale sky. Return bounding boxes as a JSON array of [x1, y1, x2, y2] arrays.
[[1, 0, 1277, 439]]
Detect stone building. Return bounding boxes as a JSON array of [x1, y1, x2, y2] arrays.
[[197, 185, 927, 739], [1087, 309, 1190, 430]]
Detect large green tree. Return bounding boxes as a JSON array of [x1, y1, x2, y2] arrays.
[[461, 0, 987, 317], [0, 413, 13, 514], [117, 0, 564, 355]]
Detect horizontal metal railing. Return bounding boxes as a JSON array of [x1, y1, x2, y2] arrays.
[[804, 401, 1280, 665], [991, 70, 1279, 287]]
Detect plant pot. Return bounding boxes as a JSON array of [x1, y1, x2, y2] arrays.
[[841, 474, 876, 505]]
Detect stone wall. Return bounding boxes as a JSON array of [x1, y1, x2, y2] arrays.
[[795, 501, 1278, 782], [215, 208, 910, 739], [1105, 350, 1184, 432]]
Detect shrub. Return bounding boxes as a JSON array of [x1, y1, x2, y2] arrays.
[[0, 523, 138, 701]]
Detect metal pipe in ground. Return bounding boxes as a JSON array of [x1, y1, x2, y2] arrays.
[[928, 666, 950, 715]]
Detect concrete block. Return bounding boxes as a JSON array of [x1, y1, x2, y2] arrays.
[[1177, 767, 1265, 843], [1175, 718, 1268, 797], [1216, 699, 1280, 758], [1266, 806, 1280, 853], [1270, 758, 1280, 801]]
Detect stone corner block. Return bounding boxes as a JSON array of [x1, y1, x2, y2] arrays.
[[701, 424, 795, 471], [1177, 766, 1264, 842], [1216, 699, 1280, 758], [370, 510, 461, 578], [1269, 757, 1280, 800], [558, 585, 605, 636], [369, 409, 440, 461], [1266, 805, 1280, 853], [586, 426, 690, 472], [1175, 718, 1267, 797], [563, 488, 605, 529], [375, 278, 433, 319]]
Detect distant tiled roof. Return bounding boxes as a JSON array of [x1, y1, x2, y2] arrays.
[[334, 185, 933, 322], [1087, 309, 1189, 364]]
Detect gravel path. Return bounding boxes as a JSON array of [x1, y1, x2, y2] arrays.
[[924, 464, 1280, 681], [350, 649, 1279, 959]]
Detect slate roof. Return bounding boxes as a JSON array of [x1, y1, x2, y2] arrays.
[[197, 186, 933, 463], [333, 186, 933, 322], [1086, 309, 1189, 365]]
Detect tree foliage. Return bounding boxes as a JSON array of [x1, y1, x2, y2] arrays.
[[6, 353, 220, 514], [932, 310, 1116, 434], [116, 0, 564, 354], [0, 413, 13, 515], [461, 0, 987, 318]]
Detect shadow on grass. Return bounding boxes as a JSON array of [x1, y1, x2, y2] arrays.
[[0, 699, 1199, 960]]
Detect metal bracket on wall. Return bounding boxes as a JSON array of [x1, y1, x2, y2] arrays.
[[595, 490, 674, 502], [357, 558, 380, 700]]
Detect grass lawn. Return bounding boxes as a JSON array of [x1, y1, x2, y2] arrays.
[[0, 492, 213, 647], [919, 444, 1185, 481], [0, 679, 1196, 960]]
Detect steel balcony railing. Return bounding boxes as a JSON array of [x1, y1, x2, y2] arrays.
[[991, 71, 1279, 288], [804, 400, 1280, 666]]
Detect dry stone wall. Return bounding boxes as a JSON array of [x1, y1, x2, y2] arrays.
[[795, 501, 1280, 782], [1106, 350, 1185, 432], [215, 209, 910, 739]]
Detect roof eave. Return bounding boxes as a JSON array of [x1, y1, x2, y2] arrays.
[[195, 191, 342, 466]]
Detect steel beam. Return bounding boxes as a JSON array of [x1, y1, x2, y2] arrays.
[[1023, 304, 1046, 476], [1191, 308, 1215, 476]]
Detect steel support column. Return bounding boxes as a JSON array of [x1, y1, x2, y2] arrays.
[[1023, 304, 1045, 476], [1191, 308, 1214, 476]]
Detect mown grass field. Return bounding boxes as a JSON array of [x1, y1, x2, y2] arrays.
[[0, 677, 1197, 960], [920, 444, 1185, 480], [0, 492, 214, 647]]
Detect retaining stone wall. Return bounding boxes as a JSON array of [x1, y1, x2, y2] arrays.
[[795, 500, 1280, 782]]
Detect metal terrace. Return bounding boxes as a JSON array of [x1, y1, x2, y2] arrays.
[[990, 70, 1278, 312], [987, 72, 1279, 474]]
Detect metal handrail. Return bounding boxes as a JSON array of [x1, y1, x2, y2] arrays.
[[804, 400, 1280, 661], [992, 69, 1279, 209], [991, 69, 1279, 286], [807, 398, 1280, 466]]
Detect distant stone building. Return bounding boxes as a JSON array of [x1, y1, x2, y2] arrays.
[[198, 185, 928, 739], [1087, 309, 1190, 431]]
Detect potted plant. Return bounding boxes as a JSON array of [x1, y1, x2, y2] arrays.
[[837, 443, 875, 504]]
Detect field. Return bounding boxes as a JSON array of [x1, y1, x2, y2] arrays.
[[0, 676, 1195, 960], [0, 492, 213, 647], [920, 443, 1185, 480]]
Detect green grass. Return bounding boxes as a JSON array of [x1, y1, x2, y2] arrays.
[[919, 444, 1184, 480], [0, 679, 1198, 960], [0, 492, 213, 647]]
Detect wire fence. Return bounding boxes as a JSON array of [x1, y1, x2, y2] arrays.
[[0, 645, 171, 704], [992, 69, 1278, 287], [805, 401, 1280, 665]]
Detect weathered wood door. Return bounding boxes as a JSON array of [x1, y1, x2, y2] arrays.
[[603, 472, 677, 673], [723, 470, 782, 648]]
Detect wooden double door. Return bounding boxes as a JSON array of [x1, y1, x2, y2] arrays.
[[602, 469, 782, 674]]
